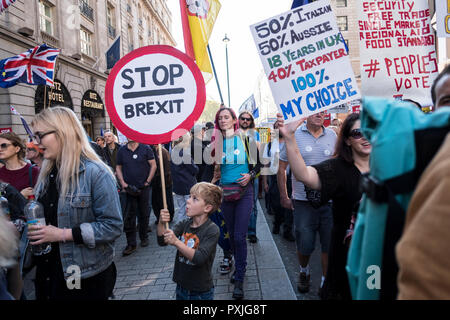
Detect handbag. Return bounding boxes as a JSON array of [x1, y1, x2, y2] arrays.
[[222, 183, 248, 202]]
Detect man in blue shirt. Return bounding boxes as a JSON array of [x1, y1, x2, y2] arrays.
[[278, 112, 337, 294], [116, 139, 156, 255]]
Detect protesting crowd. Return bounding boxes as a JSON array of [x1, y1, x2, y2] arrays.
[[1, 0, 450, 304], [0, 64, 449, 301]]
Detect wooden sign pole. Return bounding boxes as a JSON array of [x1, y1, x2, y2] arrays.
[[158, 144, 169, 229]]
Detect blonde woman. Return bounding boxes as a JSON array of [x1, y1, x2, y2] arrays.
[[27, 107, 123, 300]]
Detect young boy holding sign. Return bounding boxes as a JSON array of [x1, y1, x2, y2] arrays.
[[157, 182, 222, 300]]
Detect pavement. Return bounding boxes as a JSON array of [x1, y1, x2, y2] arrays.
[[261, 198, 323, 300], [24, 198, 297, 300]]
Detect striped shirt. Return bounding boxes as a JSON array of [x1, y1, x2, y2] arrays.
[[279, 123, 337, 201]]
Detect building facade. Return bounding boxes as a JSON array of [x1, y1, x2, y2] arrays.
[[330, 0, 361, 86], [0, 0, 175, 140]]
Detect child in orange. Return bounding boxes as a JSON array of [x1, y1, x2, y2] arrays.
[[157, 182, 222, 300]]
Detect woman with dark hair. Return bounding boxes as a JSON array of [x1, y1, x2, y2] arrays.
[[276, 112, 371, 300], [212, 107, 261, 300], [0, 132, 40, 199]]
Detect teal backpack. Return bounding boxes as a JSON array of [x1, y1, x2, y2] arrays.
[[346, 97, 450, 300]]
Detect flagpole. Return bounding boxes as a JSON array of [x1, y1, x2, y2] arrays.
[[44, 85, 47, 110], [47, 54, 60, 109], [47, 85, 53, 109], [207, 44, 224, 105]]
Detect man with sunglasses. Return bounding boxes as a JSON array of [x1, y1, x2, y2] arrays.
[[277, 112, 337, 295], [238, 112, 261, 244]]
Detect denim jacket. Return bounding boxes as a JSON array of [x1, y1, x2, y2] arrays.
[[34, 159, 123, 279]]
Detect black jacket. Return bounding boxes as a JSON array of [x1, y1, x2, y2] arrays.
[[170, 149, 199, 195], [102, 142, 121, 170]]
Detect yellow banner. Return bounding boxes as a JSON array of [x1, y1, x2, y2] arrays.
[[186, 0, 221, 76]]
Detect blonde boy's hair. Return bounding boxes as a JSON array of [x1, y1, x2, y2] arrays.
[[190, 182, 223, 214]]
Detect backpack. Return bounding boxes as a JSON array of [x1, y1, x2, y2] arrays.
[[346, 97, 450, 300]]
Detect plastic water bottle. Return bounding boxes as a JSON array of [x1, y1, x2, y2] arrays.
[[0, 192, 10, 219], [25, 195, 51, 256]]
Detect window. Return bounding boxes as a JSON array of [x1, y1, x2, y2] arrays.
[[336, 0, 347, 7], [80, 28, 93, 56], [336, 16, 348, 31], [39, 1, 54, 35], [79, 0, 94, 21], [138, 3, 143, 25], [127, 0, 132, 14], [128, 25, 134, 51], [147, 17, 151, 37], [107, 5, 115, 27], [107, 5, 116, 38]]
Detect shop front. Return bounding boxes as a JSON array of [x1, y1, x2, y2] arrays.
[[81, 89, 105, 139], [34, 79, 73, 114]]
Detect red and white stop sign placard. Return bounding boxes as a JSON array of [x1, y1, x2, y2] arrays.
[[105, 45, 206, 144]]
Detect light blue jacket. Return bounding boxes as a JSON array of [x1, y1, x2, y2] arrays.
[[34, 159, 123, 279]]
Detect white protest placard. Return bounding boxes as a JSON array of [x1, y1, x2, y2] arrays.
[[250, 0, 360, 123], [116, 130, 128, 144], [436, 1, 450, 38], [327, 104, 348, 113], [358, 0, 438, 105], [105, 45, 206, 144]]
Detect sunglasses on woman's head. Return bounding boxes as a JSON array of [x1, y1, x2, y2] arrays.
[[349, 128, 363, 139]]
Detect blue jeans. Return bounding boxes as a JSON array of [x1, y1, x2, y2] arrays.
[[176, 284, 214, 300], [293, 200, 333, 255], [247, 178, 259, 236], [0, 269, 13, 300], [221, 185, 254, 282]]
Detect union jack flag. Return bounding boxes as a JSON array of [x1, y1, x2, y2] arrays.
[[0, 44, 60, 88], [0, 0, 16, 13]]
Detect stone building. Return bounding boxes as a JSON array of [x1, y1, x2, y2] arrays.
[[0, 0, 175, 139], [330, 0, 361, 87]]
